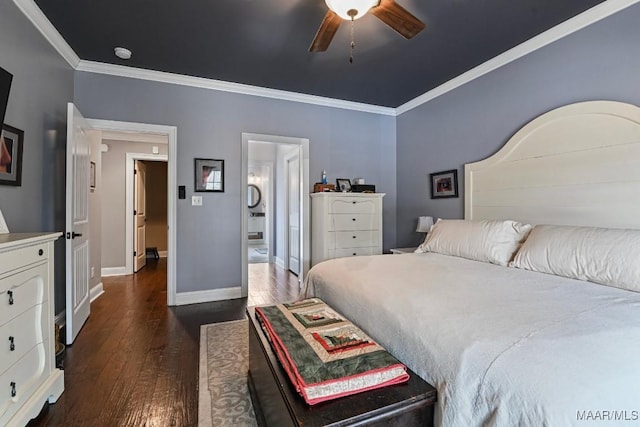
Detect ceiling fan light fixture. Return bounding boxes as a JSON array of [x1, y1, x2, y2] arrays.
[[325, 0, 379, 20]]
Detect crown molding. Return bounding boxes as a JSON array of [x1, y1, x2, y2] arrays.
[[396, 0, 640, 115], [12, 0, 80, 68], [75, 60, 396, 116], [14, 0, 638, 117]]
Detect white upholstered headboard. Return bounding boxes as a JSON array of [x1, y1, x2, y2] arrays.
[[465, 101, 640, 229]]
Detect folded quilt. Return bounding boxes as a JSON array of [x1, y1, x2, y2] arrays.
[[255, 298, 409, 405]]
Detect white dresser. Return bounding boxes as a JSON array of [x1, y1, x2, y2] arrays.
[[0, 233, 64, 427], [311, 193, 384, 266]]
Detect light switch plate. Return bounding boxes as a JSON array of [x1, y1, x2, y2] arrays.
[[192, 195, 203, 206]]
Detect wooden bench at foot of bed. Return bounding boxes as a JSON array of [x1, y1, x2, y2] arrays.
[[247, 307, 437, 427]]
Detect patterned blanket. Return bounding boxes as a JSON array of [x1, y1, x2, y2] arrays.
[[255, 298, 409, 405]]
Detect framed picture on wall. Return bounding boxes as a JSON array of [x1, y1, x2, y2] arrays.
[[195, 158, 224, 192], [0, 123, 23, 186], [430, 169, 458, 199]]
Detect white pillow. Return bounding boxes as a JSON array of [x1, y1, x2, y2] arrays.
[[415, 219, 532, 266], [510, 225, 640, 292]]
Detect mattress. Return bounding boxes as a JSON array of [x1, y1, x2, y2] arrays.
[[303, 252, 640, 426]]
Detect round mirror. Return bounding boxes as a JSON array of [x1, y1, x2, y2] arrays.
[[248, 184, 262, 208]]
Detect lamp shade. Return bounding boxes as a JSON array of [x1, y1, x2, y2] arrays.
[[325, 0, 379, 20], [416, 216, 434, 233]]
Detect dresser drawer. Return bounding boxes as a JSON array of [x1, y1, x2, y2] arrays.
[[0, 304, 47, 376], [0, 264, 47, 327], [328, 214, 377, 231], [329, 231, 380, 249], [0, 341, 48, 422], [0, 243, 48, 277], [329, 247, 380, 259], [329, 198, 377, 214]]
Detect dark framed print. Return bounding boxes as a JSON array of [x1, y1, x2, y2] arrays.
[[0, 124, 24, 186], [195, 158, 224, 192], [430, 169, 458, 199], [90, 161, 96, 189], [336, 178, 351, 192]]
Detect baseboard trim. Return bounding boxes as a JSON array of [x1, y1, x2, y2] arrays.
[[101, 266, 128, 276], [90, 282, 104, 303], [174, 287, 242, 306], [158, 250, 168, 258], [275, 257, 285, 269]]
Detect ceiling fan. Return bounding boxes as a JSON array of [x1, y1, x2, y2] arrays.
[[309, 0, 425, 53]]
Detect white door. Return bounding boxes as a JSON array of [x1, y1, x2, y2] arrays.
[[134, 160, 147, 272], [287, 154, 300, 275], [65, 103, 92, 345]]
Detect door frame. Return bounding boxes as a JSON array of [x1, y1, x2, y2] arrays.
[[241, 133, 310, 298], [127, 154, 168, 273], [87, 118, 178, 306], [283, 148, 300, 272]]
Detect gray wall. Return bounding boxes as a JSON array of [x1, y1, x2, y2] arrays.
[[74, 74, 396, 293], [101, 140, 168, 269], [0, 1, 74, 315], [395, 4, 640, 247]]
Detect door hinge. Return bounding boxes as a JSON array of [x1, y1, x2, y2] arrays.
[[134, 169, 137, 175], [134, 210, 137, 215], [134, 251, 137, 256]]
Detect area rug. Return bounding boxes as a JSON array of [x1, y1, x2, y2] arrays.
[[198, 319, 258, 427]]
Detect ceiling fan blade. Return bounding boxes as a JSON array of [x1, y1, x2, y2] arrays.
[[309, 10, 342, 52], [371, 0, 425, 39]]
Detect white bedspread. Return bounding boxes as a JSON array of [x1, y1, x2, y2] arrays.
[[304, 253, 640, 426]]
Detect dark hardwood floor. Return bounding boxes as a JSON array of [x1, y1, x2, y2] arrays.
[[29, 258, 299, 427]]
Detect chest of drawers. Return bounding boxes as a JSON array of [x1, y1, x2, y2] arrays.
[[311, 193, 384, 266], [0, 233, 64, 427]]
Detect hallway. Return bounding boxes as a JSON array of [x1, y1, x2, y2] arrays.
[[29, 259, 299, 426]]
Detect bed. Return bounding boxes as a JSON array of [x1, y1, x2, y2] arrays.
[[303, 101, 640, 426]]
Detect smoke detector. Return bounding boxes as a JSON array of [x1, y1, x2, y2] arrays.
[[114, 47, 132, 60]]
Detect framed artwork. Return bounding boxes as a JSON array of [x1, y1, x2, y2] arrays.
[[430, 169, 458, 199], [0, 124, 23, 186], [90, 161, 96, 189], [195, 158, 224, 192], [336, 178, 351, 192]]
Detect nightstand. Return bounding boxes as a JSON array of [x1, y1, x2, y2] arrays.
[[390, 247, 418, 254]]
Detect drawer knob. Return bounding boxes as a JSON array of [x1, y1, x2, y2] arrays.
[[9, 336, 14, 351], [10, 382, 16, 398], [352, 252, 357, 256], [352, 218, 356, 221], [38, 249, 44, 256], [7, 290, 13, 305], [352, 201, 356, 204], [352, 235, 356, 239]]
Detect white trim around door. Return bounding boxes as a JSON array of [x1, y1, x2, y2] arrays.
[[125, 153, 168, 274], [241, 133, 310, 298], [86, 118, 178, 306]]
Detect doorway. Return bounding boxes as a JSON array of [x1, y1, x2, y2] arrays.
[[241, 133, 310, 300], [133, 159, 169, 272], [87, 119, 178, 305]]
